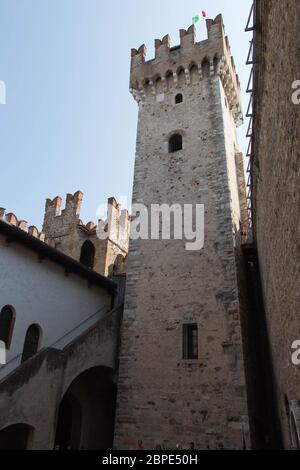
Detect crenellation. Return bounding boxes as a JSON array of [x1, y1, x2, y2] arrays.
[[129, 15, 242, 126], [28, 226, 39, 238], [0, 191, 129, 277], [1, 208, 45, 240], [206, 14, 225, 40], [5, 213, 18, 226], [179, 25, 196, 50], [154, 34, 170, 61], [42, 192, 129, 276], [45, 196, 62, 216], [65, 191, 83, 215], [85, 221, 96, 232], [18, 220, 28, 230]]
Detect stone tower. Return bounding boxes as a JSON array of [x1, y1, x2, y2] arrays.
[[115, 15, 250, 450], [42, 192, 129, 276]]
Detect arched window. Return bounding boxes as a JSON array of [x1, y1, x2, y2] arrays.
[[213, 55, 220, 75], [80, 240, 95, 269], [21, 324, 41, 364], [189, 64, 199, 84], [113, 254, 126, 274], [143, 79, 150, 96], [0, 305, 15, 349], [169, 134, 183, 153], [177, 67, 185, 87], [155, 77, 163, 94], [202, 58, 210, 78], [166, 71, 174, 91], [175, 93, 183, 104]]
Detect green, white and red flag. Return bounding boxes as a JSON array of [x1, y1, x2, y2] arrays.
[[193, 10, 207, 24]]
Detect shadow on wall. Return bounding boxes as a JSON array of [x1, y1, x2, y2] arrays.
[[0, 424, 34, 450], [54, 366, 117, 450]]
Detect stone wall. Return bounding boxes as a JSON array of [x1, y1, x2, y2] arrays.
[[0, 306, 122, 449], [114, 17, 251, 450], [253, 0, 300, 449], [0, 229, 114, 380], [42, 193, 129, 276]]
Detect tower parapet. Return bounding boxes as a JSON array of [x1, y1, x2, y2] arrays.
[[43, 191, 129, 251], [0, 192, 130, 277], [42, 191, 129, 276], [130, 15, 243, 126], [43, 191, 83, 236]]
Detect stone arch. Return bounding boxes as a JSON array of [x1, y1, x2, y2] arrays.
[[155, 76, 163, 94], [0, 305, 16, 349], [177, 66, 185, 87], [169, 133, 183, 153], [165, 70, 174, 91], [142, 78, 151, 96], [175, 93, 183, 104], [113, 254, 126, 275], [202, 57, 211, 78], [54, 394, 81, 450], [214, 54, 220, 75], [189, 63, 199, 84], [54, 366, 116, 450], [0, 423, 35, 450], [80, 240, 95, 269], [165, 129, 186, 154]]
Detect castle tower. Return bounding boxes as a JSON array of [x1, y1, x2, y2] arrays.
[[114, 16, 250, 450], [42, 192, 130, 277]]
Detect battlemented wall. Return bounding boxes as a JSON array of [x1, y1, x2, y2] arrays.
[[253, 0, 300, 448], [42, 192, 130, 276], [115, 16, 251, 450], [1, 192, 130, 278]]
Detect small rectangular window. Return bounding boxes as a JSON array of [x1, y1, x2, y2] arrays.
[[183, 324, 198, 360]]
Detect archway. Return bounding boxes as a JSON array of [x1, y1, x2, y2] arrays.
[[54, 367, 116, 450], [54, 394, 81, 450], [112, 254, 126, 275], [0, 424, 34, 450], [80, 240, 95, 269], [202, 58, 210, 78]]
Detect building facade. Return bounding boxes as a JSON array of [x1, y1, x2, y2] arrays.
[[251, 0, 300, 449]]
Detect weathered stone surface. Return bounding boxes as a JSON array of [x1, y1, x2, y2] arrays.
[[114, 16, 250, 450], [253, 0, 300, 449], [43, 192, 129, 276]]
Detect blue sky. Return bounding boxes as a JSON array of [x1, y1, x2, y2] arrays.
[[0, 0, 252, 228]]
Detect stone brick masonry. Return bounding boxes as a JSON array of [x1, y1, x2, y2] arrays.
[[253, 0, 300, 449], [114, 16, 251, 450]]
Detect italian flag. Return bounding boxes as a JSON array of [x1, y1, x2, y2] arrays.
[[193, 10, 207, 24]]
